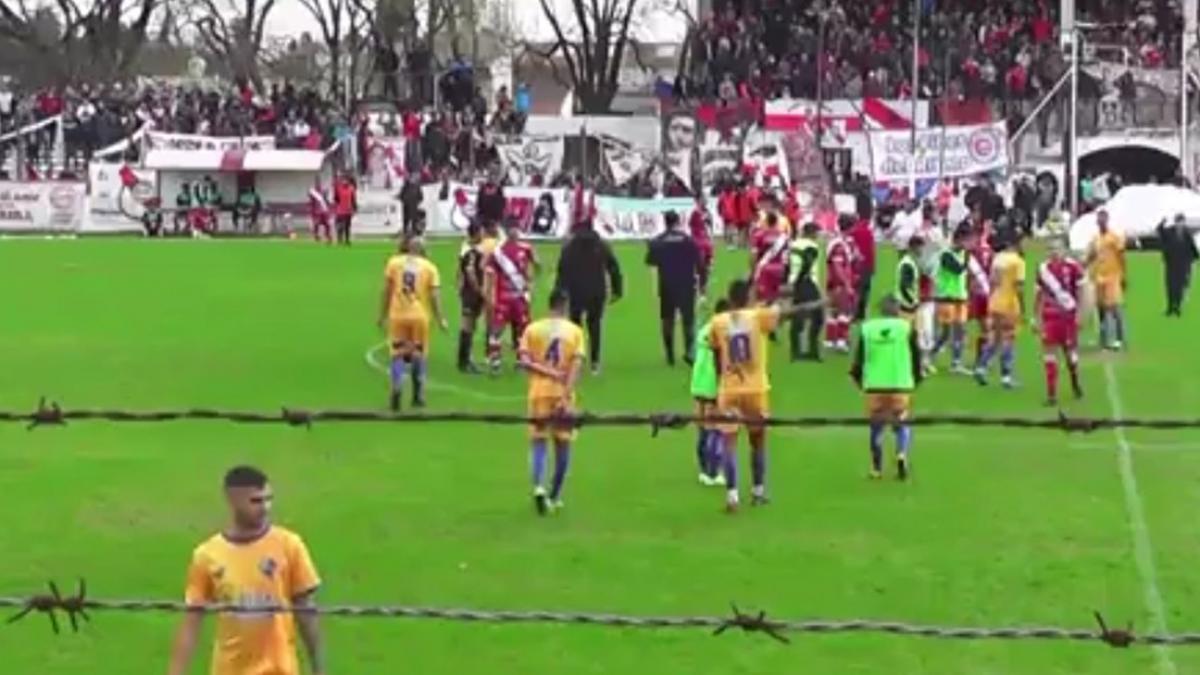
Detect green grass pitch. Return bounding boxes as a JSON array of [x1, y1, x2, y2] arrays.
[[1, 236, 1198, 674]]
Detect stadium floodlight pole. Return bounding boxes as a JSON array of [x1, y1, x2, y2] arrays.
[[1182, 0, 1196, 182], [1065, 0, 1079, 218], [908, 0, 921, 199], [815, 11, 825, 146]]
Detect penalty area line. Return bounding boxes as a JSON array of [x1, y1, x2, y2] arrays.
[[1104, 362, 1177, 675], [363, 341, 526, 403]]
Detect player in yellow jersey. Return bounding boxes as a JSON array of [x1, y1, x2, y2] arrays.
[[1087, 210, 1127, 349], [973, 233, 1025, 388], [168, 466, 324, 675], [378, 235, 449, 411], [519, 287, 586, 515], [708, 278, 819, 512]]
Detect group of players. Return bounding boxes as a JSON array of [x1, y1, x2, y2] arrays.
[[376, 194, 1130, 513]]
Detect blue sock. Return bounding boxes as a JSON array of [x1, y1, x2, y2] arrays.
[[704, 430, 722, 478], [695, 429, 708, 473], [550, 443, 571, 500], [1113, 307, 1126, 343], [931, 327, 949, 356], [895, 424, 912, 458], [389, 357, 407, 392], [976, 342, 995, 371], [1000, 343, 1015, 377], [411, 356, 426, 385], [1098, 309, 1110, 345], [751, 446, 766, 490], [950, 324, 964, 364], [869, 422, 884, 471], [531, 439, 548, 489], [721, 437, 737, 490]]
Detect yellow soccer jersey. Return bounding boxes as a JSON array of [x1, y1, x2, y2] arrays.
[[988, 251, 1026, 317], [708, 306, 781, 395], [384, 254, 440, 321], [184, 526, 320, 675], [519, 317, 586, 400], [1091, 231, 1125, 282]]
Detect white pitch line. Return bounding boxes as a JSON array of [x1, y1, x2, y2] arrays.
[[363, 342, 526, 403], [1104, 362, 1177, 675]]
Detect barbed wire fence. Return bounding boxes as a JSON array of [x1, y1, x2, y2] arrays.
[[6, 397, 1200, 434], [7, 400, 1200, 650], [5, 578, 1200, 648]]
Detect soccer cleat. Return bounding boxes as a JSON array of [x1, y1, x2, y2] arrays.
[[951, 362, 972, 376], [1073, 385, 1085, 400], [922, 362, 938, 376], [698, 473, 716, 487], [459, 362, 482, 375], [868, 469, 883, 480], [533, 486, 549, 516], [724, 492, 740, 514], [550, 499, 565, 512], [411, 395, 426, 409], [488, 361, 502, 377], [973, 368, 988, 386], [1044, 396, 1058, 408], [751, 493, 770, 507], [1001, 375, 1015, 389], [897, 456, 909, 481], [590, 363, 602, 376], [1111, 340, 1124, 351], [388, 392, 402, 412]]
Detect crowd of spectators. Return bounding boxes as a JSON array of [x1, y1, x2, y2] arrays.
[[679, 0, 1187, 112]]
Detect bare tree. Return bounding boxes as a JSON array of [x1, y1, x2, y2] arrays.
[[187, 0, 277, 89], [529, 0, 658, 113], [297, 0, 371, 98], [0, 0, 159, 83]]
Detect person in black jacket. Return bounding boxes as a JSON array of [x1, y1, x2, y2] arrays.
[[646, 211, 701, 366], [1158, 213, 1199, 316], [555, 220, 623, 373], [399, 177, 423, 235], [476, 178, 506, 228]]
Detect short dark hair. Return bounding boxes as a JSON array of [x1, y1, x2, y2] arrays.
[[714, 298, 731, 313], [467, 221, 481, 238], [224, 465, 268, 489], [664, 211, 681, 229], [727, 279, 752, 307], [548, 287, 569, 310]]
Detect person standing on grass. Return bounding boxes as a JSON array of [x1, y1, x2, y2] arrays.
[[378, 235, 448, 410], [1157, 213, 1198, 316], [787, 222, 824, 361], [691, 298, 730, 487], [333, 173, 357, 245], [850, 295, 923, 481], [1086, 210, 1126, 349], [554, 219, 623, 375], [646, 211, 702, 367], [167, 465, 325, 675], [849, 211, 876, 320], [457, 222, 487, 374], [519, 287, 586, 515]]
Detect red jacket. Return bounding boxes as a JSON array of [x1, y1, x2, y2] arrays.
[[848, 219, 876, 275], [334, 180, 357, 217]]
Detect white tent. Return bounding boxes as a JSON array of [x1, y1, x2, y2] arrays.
[[1069, 185, 1200, 251]]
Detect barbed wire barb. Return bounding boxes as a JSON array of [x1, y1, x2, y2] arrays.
[[714, 603, 790, 643], [1095, 610, 1136, 647]]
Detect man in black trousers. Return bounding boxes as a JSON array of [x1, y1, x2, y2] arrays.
[[555, 219, 623, 374], [646, 211, 701, 366], [1158, 213, 1199, 316], [788, 222, 824, 360]]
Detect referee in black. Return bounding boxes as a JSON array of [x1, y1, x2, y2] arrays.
[[555, 219, 623, 374], [456, 222, 487, 373], [646, 210, 701, 366]]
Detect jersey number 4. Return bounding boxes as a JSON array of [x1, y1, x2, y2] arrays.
[[544, 337, 562, 366]]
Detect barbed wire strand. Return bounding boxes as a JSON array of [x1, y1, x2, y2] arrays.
[[5, 581, 1200, 647], [4, 398, 1200, 434]]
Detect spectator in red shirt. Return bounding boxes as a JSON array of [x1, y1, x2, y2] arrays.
[[848, 214, 876, 320]]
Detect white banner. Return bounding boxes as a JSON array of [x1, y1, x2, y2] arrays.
[[593, 195, 695, 240], [699, 139, 740, 186], [870, 122, 1009, 182], [498, 135, 564, 185], [0, 181, 85, 232], [87, 163, 156, 219], [429, 182, 571, 237], [366, 136, 405, 190], [602, 144, 649, 186], [742, 130, 790, 187], [145, 131, 275, 152]]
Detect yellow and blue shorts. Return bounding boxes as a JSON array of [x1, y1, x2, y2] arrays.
[[715, 390, 770, 435], [529, 395, 577, 442], [935, 300, 968, 325], [865, 392, 911, 423], [388, 316, 430, 357]]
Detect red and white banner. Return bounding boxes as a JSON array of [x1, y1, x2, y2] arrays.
[[145, 131, 275, 152], [430, 182, 572, 238], [764, 98, 930, 134], [0, 181, 86, 232]]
